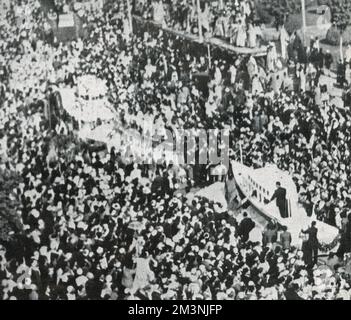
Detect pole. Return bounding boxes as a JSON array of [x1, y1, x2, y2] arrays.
[[301, 0, 306, 46], [48, 98, 52, 131], [207, 44, 211, 70], [45, 52, 52, 131], [197, 0, 203, 43], [126, 0, 133, 34], [340, 34, 344, 63], [162, 54, 168, 76]]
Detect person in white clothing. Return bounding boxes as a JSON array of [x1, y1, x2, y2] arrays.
[[345, 44, 351, 64], [299, 67, 306, 93], [280, 25, 289, 60], [229, 64, 237, 84], [247, 23, 257, 48], [133, 253, 155, 291], [236, 20, 247, 47], [153, 0, 166, 25]]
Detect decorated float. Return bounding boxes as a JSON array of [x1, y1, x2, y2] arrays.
[[59, 75, 116, 144], [226, 161, 340, 249]]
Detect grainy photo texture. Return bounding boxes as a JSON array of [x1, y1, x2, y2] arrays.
[[0, 0, 351, 301]]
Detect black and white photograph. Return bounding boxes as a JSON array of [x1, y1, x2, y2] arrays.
[[1, 0, 351, 303]]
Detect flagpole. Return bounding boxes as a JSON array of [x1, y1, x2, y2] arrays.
[[126, 0, 133, 34], [301, 0, 306, 46], [340, 34, 344, 63], [207, 44, 211, 70], [197, 0, 203, 43], [162, 55, 168, 76]]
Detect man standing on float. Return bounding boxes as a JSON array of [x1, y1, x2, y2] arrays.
[[270, 181, 288, 218]]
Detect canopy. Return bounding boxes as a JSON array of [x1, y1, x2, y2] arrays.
[[77, 75, 108, 98], [59, 87, 115, 122]]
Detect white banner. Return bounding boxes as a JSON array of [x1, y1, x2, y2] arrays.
[[58, 13, 75, 28]]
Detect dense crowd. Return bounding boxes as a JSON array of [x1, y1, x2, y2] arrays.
[[329, 0, 351, 27], [133, 0, 263, 47], [1, 0, 351, 300]]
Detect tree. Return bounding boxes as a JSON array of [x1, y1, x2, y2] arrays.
[[0, 169, 23, 242], [335, 12, 349, 35]]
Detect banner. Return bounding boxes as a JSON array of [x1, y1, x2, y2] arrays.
[[58, 13, 75, 28]]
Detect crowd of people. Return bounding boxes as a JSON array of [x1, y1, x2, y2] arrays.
[[1, 0, 351, 300], [329, 0, 351, 26], [133, 0, 263, 48]]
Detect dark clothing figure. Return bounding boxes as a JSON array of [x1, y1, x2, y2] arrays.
[[285, 285, 304, 300], [302, 240, 312, 266], [263, 223, 278, 246], [337, 61, 346, 87], [238, 217, 255, 242], [271, 186, 288, 218], [303, 226, 319, 266], [324, 52, 333, 70], [337, 221, 351, 258], [253, 114, 261, 133]]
